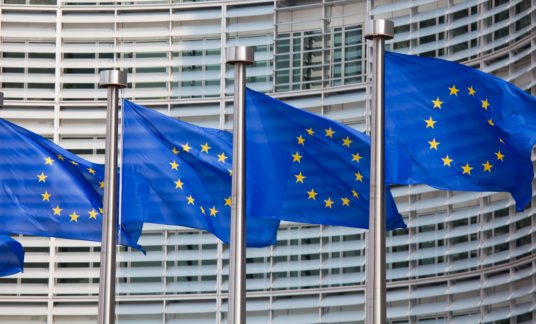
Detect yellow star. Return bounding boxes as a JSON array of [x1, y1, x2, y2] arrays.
[[442, 155, 453, 167], [352, 153, 362, 163], [228, 169, 232, 176], [499, 138, 505, 144], [295, 172, 306, 183], [224, 196, 231, 207], [88, 209, 98, 219], [41, 191, 51, 201], [352, 190, 359, 198], [481, 99, 490, 110], [297, 135, 305, 146], [209, 206, 218, 217], [461, 163, 473, 175], [325, 128, 335, 138], [448, 85, 459, 96], [306, 128, 314, 136], [218, 152, 228, 163], [44, 156, 54, 165], [428, 138, 440, 150], [52, 205, 62, 216], [355, 172, 363, 182], [200, 206, 205, 214], [187, 195, 195, 205], [324, 197, 334, 208], [468, 86, 476, 96], [69, 211, 79, 222], [182, 143, 192, 153], [482, 161, 493, 172], [341, 197, 350, 206], [200, 142, 211, 153], [71, 161, 78, 165], [425, 116, 436, 129], [307, 189, 317, 200], [99, 207, 103, 214], [37, 172, 48, 183], [170, 160, 179, 170], [488, 118, 494, 126], [174, 178, 184, 189], [99, 181, 104, 188], [87, 168, 96, 175], [292, 151, 303, 163], [57, 154, 64, 161], [432, 97, 443, 109], [172, 147, 179, 154], [495, 150, 504, 161], [342, 136, 352, 147]]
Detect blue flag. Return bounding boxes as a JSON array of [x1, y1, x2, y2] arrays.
[[0, 118, 142, 249], [245, 88, 406, 230], [121, 100, 280, 247], [385, 52, 536, 210], [0, 235, 24, 277]]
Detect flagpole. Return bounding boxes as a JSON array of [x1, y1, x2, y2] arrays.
[[98, 70, 127, 324], [364, 19, 394, 324], [0, 92, 3, 108], [226, 46, 254, 324]]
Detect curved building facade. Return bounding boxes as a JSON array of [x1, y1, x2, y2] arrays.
[[0, 0, 535, 323]]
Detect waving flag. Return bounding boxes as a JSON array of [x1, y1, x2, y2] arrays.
[[0, 117, 142, 249], [385, 52, 536, 210], [245, 88, 406, 230], [0, 235, 24, 277], [121, 99, 279, 247]]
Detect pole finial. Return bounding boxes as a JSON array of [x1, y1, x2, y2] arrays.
[[364, 19, 394, 40], [226, 46, 255, 66], [99, 70, 127, 88]]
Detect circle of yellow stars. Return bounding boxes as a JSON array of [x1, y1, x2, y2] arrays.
[[37, 154, 104, 223], [169, 141, 231, 218], [427, 84, 504, 176], [291, 127, 362, 209]]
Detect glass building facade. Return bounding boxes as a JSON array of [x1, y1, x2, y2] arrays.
[[0, 0, 534, 323]]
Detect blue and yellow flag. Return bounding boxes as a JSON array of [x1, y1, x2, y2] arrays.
[[0, 235, 24, 277], [385, 52, 536, 210], [0, 118, 142, 249], [245, 88, 406, 230], [120, 100, 280, 247]]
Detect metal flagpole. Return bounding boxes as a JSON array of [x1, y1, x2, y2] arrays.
[[364, 19, 394, 324], [0, 92, 3, 108], [98, 70, 127, 324], [226, 46, 254, 324]]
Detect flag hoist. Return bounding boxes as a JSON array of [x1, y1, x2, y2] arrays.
[[98, 70, 127, 324], [226, 46, 254, 324], [364, 19, 394, 324]]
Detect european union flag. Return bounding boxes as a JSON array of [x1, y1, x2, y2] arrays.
[[0, 235, 24, 277], [245, 88, 406, 230], [0, 118, 142, 249], [385, 52, 536, 210], [120, 100, 280, 247]]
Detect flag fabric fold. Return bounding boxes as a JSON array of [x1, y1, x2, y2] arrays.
[[385, 52, 536, 210], [0, 235, 24, 277], [120, 99, 280, 247], [245, 88, 406, 231], [0, 118, 142, 249]]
